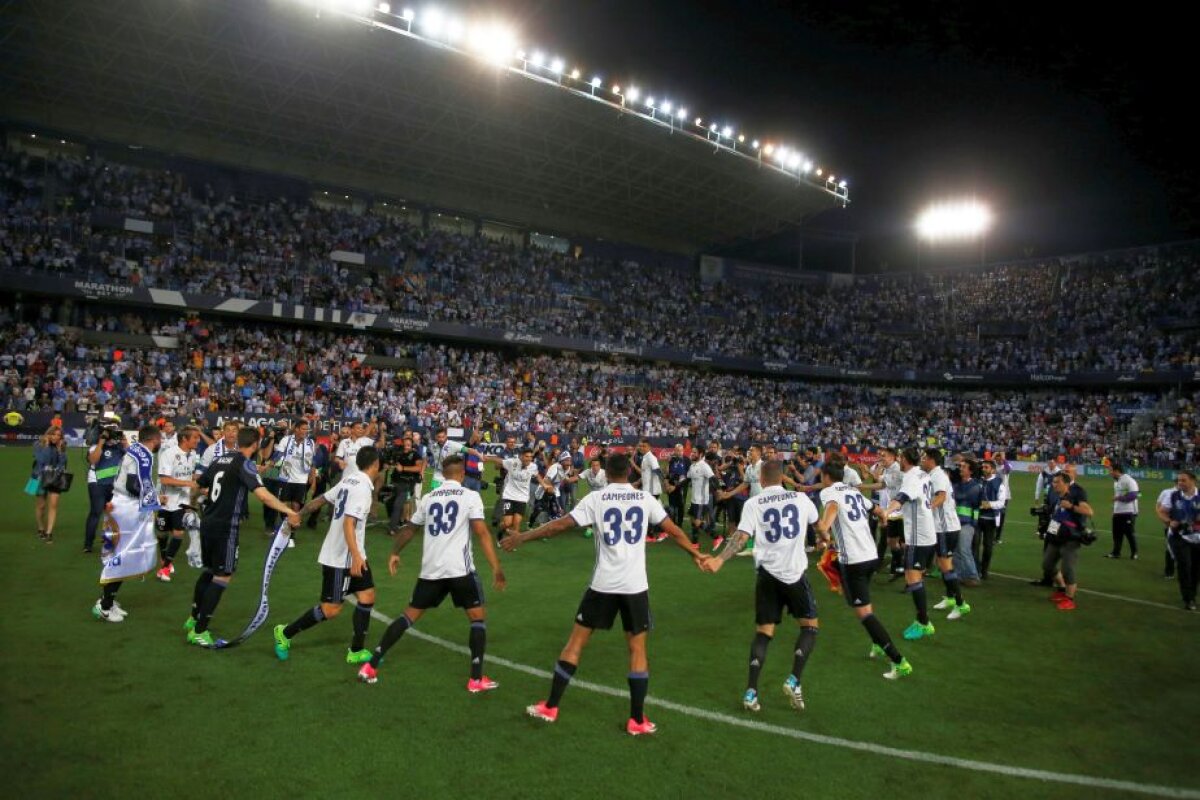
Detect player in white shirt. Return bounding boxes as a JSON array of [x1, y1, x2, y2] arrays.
[[814, 462, 913, 680], [335, 421, 380, 480], [565, 457, 608, 539], [197, 421, 240, 476], [154, 425, 201, 582], [920, 448, 971, 622], [874, 448, 907, 579], [881, 448, 938, 641], [274, 419, 317, 511], [704, 461, 819, 712], [428, 427, 469, 489], [159, 419, 179, 450], [1107, 462, 1141, 560], [502, 453, 706, 735], [631, 439, 664, 498], [686, 451, 719, 548], [357, 456, 506, 691], [273, 446, 383, 664], [483, 447, 553, 541]]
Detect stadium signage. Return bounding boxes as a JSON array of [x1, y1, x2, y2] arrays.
[[594, 341, 643, 356], [1029, 374, 1068, 383], [386, 314, 430, 331], [942, 373, 985, 382], [503, 332, 544, 344], [763, 361, 788, 371], [690, 354, 713, 363], [73, 280, 135, 299]]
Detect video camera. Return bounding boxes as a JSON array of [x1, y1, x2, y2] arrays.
[[1029, 504, 1052, 538]]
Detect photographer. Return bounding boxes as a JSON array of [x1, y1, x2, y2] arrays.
[[665, 443, 689, 526], [1038, 472, 1094, 611], [1157, 470, 1199, 611], [31, 425, 69, 543], [258, 420, 290, 531], [83, 413, 126, 553], [386, 434, 424, 534]]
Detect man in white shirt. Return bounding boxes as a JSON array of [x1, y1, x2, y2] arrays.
[[686, 451, 719, 548], [566, 457, 608, 539], [875, 447, 907, 579], [274, 418, 318, 549], [814, 462, 912, 681], [335, 421, 379, 480], [881, 448, 938, 641], [921, 448, 971, 623], [197, 421, 240, 476], [483, 447, 552, 541], [502, 453, 706, 736], [705, 461, 820, 712], [154, 425, 201, 582], [1106, 462, 1141, 560], [428, 427, 468, 490], [274, 447, 383, 664], [159, 419, 179, 450], [633, 439, 664, 499], [356, 456, 507, 689]]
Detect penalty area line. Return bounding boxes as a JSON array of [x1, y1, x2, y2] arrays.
[[361, 605, 1199, 799]]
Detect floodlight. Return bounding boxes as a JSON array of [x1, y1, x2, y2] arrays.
[[613, 84, 622, 94], [787, 154, 800, 169], [661, 101, 672, 113], [763, 143, 774, 156], [802, 161, 813, 173], [737, 133, 745, 143], [751, 140, 759, 149], [550, 57, 564, 74], [627, 86, 640, 102], [645, 96, 656, 108], [915, 201, 993, 241], [838, 180, 847, 188], [722, 126, 732, 138], [531, 50, 545, 66], [401, 7, 414, 20], [676, 107, 687, 120], [570, 68, 580, 80], [420, 7, 444, 36], [694, 117, 702, 126], [590, 76, 602, 87], [377, 2, 390, 13], [468, 23, 518, 65], [815, 168, 823, 176]]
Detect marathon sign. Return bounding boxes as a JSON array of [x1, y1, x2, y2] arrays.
[[3, 267, 1199, 389]]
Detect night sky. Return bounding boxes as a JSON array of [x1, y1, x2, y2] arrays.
[[484, 1, 1193, 270]]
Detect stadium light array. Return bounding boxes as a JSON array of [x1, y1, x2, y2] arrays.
[[915, 201, 993, 241], [295, 0, 849, 202]]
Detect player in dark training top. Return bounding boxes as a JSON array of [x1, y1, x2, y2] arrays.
[[186, 426, 301, 648]]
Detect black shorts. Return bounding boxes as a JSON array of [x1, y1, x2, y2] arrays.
[[201, 530, 240, 576], [156, 508, 186, 533], [410, 573, 484, 610], [754, 569, 818, 625], [839, 560, 878, 608], [904, 544, 936, 572], [936, 530, 961, 558], [321, 564, 375, 604], [576, 589, 652, 633], [501, 500, 527, 518], [689, 502, 710, 520], [886, 518, 905, 541], [279, 483, 309, 504], [725, 499, 745, 526]]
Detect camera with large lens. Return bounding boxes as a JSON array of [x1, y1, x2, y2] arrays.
[[379, 445, 403, 464], [1029, 504, 1052, 538]]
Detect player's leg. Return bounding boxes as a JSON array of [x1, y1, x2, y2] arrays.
[[886, 519, 905, 579], [530, 591, 607, 722], [363, 578, 436, 681], [34, 493, 46, 539], [625, 631, 653, 731], [463, 605, 497, 691], [1057, 542, 1081, 610], [781, 576, 819, 710], [191, 531, 238, 646], [83, 482, 107, 551], [902, 546, 934, 640]]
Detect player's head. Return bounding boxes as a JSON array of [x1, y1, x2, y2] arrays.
[[764, 445, 777, 460], [981, 459, 996, 477], [761, 460, 784, 486], [960, 460, 975, 479], [827, 452, 847, 468], [879, 447, 898, 466], [505, 436, 516, 449], [821, 461, 845, 485], [690, 449, 702, 462], [294, 418, 309, 437], [161, 419, 176, 435], [707, 439, 720, 453], [401, 434, 413, 451], [137, 424, 162, 451], [179, 425, 202, 451], [356, 446, 381, 477], [674, 443, 684, 455], [519, 447, 534, 465], [1176, 470, 1197, 492], [435, 427, 448, 444], [237, 426, 262, 453], [441, 454, 464, 480], [222, 420, 239, 445], [1109, 461, 1124, 478], [637, 438, 650, 454], [920, 448, 942, 472], [605, 453, 632, 482], [899, 447, 920, 469], [748, 444, 762, 461], [589, 457, 602, 471], [350, 421, 365, 438]]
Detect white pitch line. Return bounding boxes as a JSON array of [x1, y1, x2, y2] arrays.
[[361, 605, 1200, 799]]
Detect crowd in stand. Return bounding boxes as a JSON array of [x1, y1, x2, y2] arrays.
[[2, 149, 1198, 374], [2, 303, 1196, 467]]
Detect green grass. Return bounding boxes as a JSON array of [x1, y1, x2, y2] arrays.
[[1, 451, 1197, 800]]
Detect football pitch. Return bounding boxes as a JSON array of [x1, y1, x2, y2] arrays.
[[1, 450, 1197, 800]]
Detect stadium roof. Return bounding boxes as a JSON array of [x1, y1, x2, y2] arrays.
[[0, 0, 845, 255]]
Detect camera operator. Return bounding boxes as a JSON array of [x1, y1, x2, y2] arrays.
[[258, 420, 290, 531], [1037, 472, 1095, 610], [665, 443, 689, 526], [83, 412, 126, 553], [1157, 470, 1199, 611], [386, 434, 424, 535]]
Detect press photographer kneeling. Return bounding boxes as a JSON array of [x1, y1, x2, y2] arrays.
[[1037, 472, 1095, 611]]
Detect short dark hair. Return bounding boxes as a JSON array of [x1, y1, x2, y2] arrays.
[[519, 447, 533, 456], [1179, 470, 1197, 482], [900, 447, 921, 466], [356, 446, 380, 471], [589, 457, 601, 465], [294, 418, 308, 428], [137, 424, 161, 443], [881, 447, 898, 457], [435, 427, 447, 436], [237, 426, 261, 448], [821, 462, 845, 482], [761, 460, 784, 481], [923, 447, 943, 463], [1109, 461, 1124, 474], [442, 454, 465, 475], [605, 453, 632, 480], [827, 452, 847, 467], [1052, 471, 1071, 484]]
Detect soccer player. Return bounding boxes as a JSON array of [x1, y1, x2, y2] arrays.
[[813, 462, 913, 680], [186, 427, 301, 648], [155, 425, 201, 582], [1106, 462, 1141, 560], [92, 424, 164, 622], [705, 460, 819, 712], [875, 448, 906, 579], [335, 421, 379, 480], [197, 421, 240, 476], [489, 435, 518, 528], [566, 456, 608, 538], [273, 447, 383, 663], [922, 448, 971, 621], [483, 447, 549, 540], [274, 419, 318, 542], [503, 453, 706, 735], [428, 427, 467, 490], [880, 447, 938, 641], [686, 450, 719, 548], [358, 456, 506, 690]]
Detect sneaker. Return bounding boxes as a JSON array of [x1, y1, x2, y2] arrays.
[[583, 529, 593, 539], [883, 658, 914, 680], [286, 539, 296, 549], [346, 648, 372, 665], [526, 701, 558, 723], [1055, 597, 1076, 611], [626, 717, 658, 736], [156, 566, 172, 583], [1131, 554, 1139, 560], [83, 546, 94, 554], [109, 601, 128, 620], [947, 603, 971, 620], [357, 663, 378, 684], [467, 676, 499, 693], [92, 601, 123, 623], [1051, 590, 1068, 603], [187, 551, 203, 569], [1104, 553, 1118, 559], [183, 616, 196, 634], [273, 624, 291, 661], [1186, 602, 1197, 611], [902, 621, 935, 641], [190, 630, 223, 648], [711, 536, 725, 551], [933, 596, 955, 610], [869, 644, 887, 660], [782, 675, 805, 711], [168, 562, 176, 575], [742, 689, 761, 712]]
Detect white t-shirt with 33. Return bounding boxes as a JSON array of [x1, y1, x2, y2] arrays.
[[569, 483, 668, 594], [738, 486, 819, 584], [818, 483, 877, 565], [409, 480, 486, 580], [317, 473, 375, 569]]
